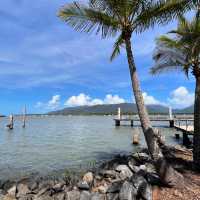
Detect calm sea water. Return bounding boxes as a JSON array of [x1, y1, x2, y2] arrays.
[[0, 115, 180, 180]]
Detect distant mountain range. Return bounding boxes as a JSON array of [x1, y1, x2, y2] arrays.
[[48, 103, 194, 115]]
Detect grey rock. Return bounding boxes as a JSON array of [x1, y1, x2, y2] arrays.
[[96, 185, 108, 194], [18, 194, 34, 200], [91, 193, 105, 200], [17, 184, 31, 197], [80, 191, 91, 200], [116, 165, 133, 180], [77, 181, 90, 190], [53, 192, 65, 200], [130, 174, 145, 188], [7, 185, 17, 197], [146, 173, 161, 185], [119, 181, 136, 200], [37, 187, 51, 197], [128, 164, 140, 173], [33, 195, 53, 200], [52, 183, 64, 193], [132, 153, 150, 162], [28, 181, 38, 192], [83, 172, 94, 184], [107, 181, 123, 193], [66, 190, 80, 200], [138, 181, 152, 200], [130, 174, 152, 200], [106, 193, 119, 200], [2, 180, 16, 193], [99, 170, 117, 179]]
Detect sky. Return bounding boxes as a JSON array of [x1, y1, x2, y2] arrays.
[[0, 0, 195, 115]]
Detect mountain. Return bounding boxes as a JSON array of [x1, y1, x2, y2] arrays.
[[48, 103, 175, 115], [174, 105, 194, 114]]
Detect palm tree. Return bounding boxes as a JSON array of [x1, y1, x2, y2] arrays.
[[151, 12, 200, 170], [58, 0, 193, 185]]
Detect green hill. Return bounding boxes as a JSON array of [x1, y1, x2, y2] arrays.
[[48, 103, 194, 115]]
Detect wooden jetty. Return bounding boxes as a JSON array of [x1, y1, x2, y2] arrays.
[[174, 121, 194, 147], [114, 117, 193, 128]]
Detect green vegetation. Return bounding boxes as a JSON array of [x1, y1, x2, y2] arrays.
[[151, 10, 200, 170]]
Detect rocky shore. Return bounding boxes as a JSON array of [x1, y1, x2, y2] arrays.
[[1, 146, 198, 200]]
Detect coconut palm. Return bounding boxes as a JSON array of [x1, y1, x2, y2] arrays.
[[58, 0, 194, 185], [151, 12, 200, 170]]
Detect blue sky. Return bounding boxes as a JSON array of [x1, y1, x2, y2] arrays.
[[0, 0, 195, 114]]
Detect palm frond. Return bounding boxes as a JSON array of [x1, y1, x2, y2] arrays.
[[59, 2, 120, 38], [110, 33, 124, 61], [134, 0, 194, 33]]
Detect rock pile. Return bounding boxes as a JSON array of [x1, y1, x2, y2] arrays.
[[0, 151, 161, 200]]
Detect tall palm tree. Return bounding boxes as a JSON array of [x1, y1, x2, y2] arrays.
[[151, 12, 200, 170], [58, 0, 193, 185]]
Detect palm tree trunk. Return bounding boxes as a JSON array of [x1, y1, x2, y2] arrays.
[[193, 76, 200, 171], [124, 37, 161, 159], [124, 37, 183, 187]]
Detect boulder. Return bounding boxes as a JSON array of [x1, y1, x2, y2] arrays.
[[138, 181, 152, 200], [99, 170, 117, 179], [116, 165, 133, 180], [52, 183, 64, 193], [132, 153, 150, 162], [83, 172, 94, 184], [130, 174, 146, 191], [53, 192, 65, 200], [1, 180, 16, 194], [17, 184, 30, 197], [91, 193, 105, 200], [96, 185, 108, 194], [3, 194, 17, 200], [80, 191, 91, 200], [119, 181, 137, 200], [77, 181, 90, 190], [106, 193, 119, 200], [145, 173, 161, 185], [107, 181, 123, 193], [130, 174, 152, 200], [66, 190, 80, 200], [7, 186, 17, 197], [18, 194, 34, 200], [27, 181, 38, 192], [33, 195, 53, 200]]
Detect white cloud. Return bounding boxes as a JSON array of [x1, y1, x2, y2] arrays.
[[47, 95, 61, 109], [142, 92, 163, 105], [64, 93, 125, 107], [35, 95, 61, 110], [104, 94, 125, 104], [168, 86, 194, 108]]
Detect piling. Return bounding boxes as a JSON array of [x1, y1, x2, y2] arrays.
[[7, 114, 14, 129], [132, 129, 140, 145]]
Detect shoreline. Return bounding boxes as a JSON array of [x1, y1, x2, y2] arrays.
[[1, 145, 199, 200]]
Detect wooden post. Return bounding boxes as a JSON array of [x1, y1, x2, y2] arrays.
[[183, 131, 190, 147], [186, 120, 188, 131], [22, 105, 26, 128], [131, 120, 134, 127], [115, 119, 120, 126], [132, 129, 140, 145], [7, 114, 14, 129], [169, 120, 174, 128], [175, 133, 180, 139]]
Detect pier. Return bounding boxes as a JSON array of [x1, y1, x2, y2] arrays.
[[174, 120, 194, 147], [114, 118, 193, 128]]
